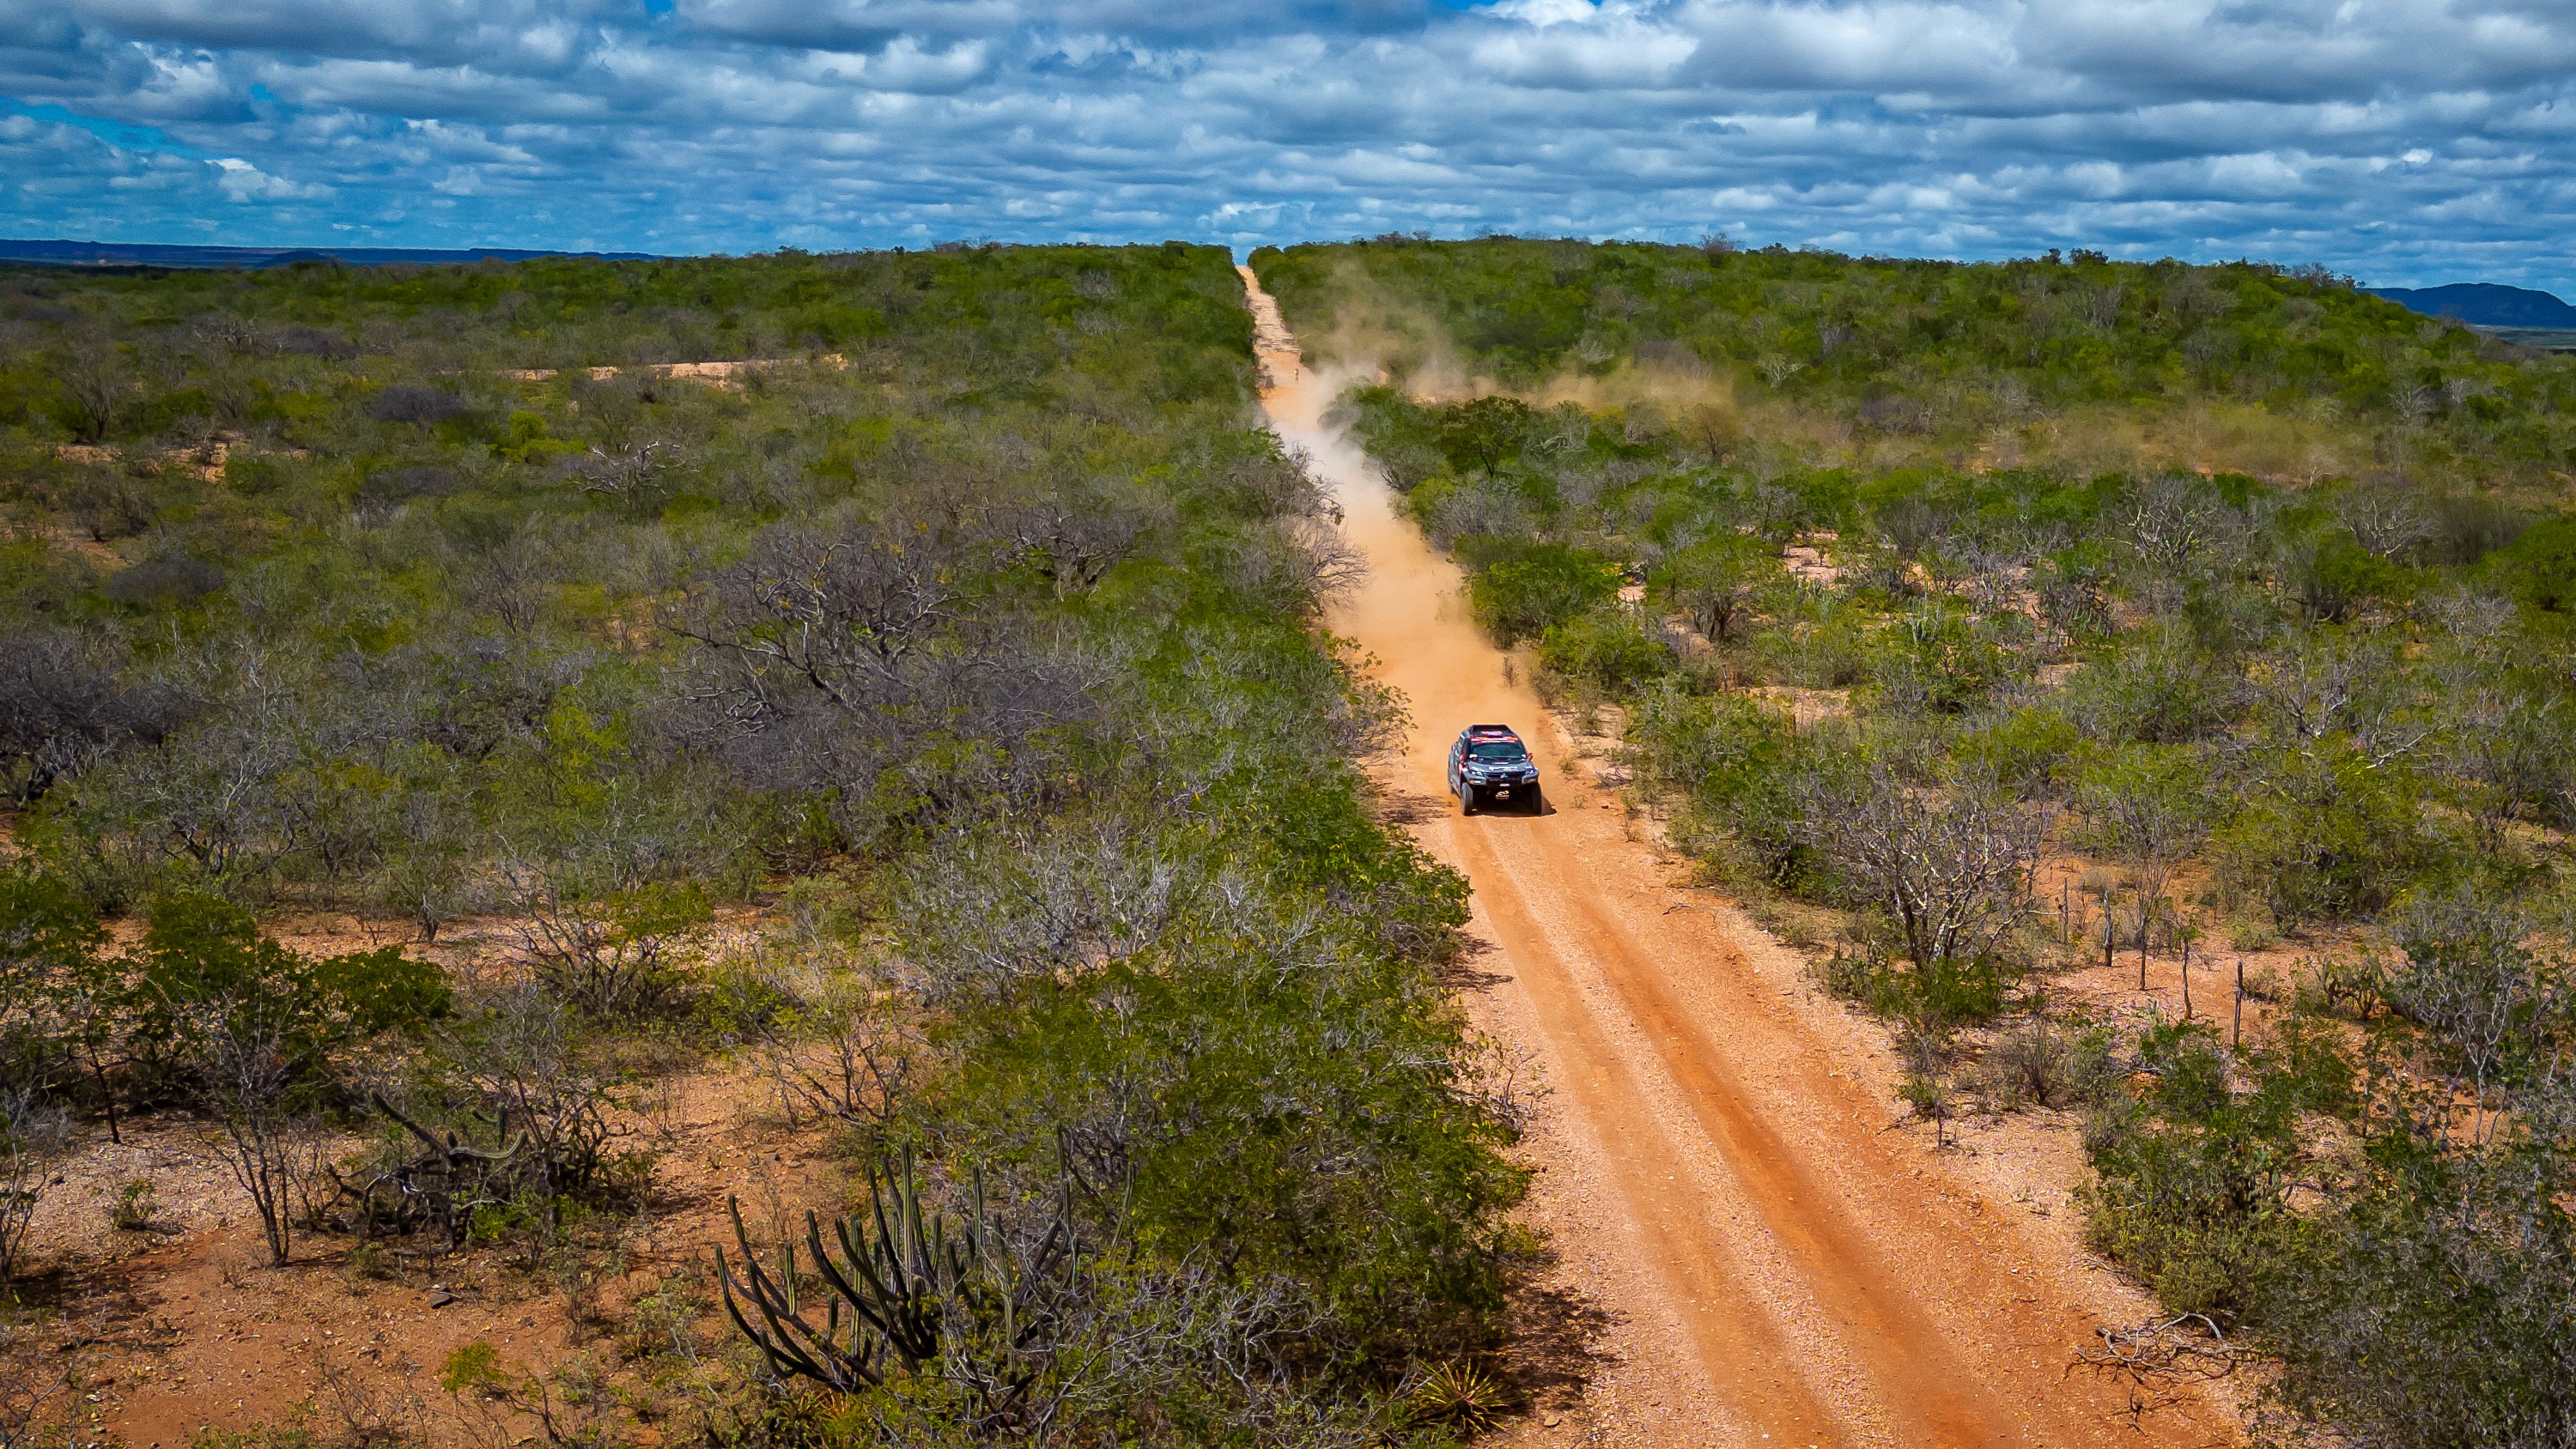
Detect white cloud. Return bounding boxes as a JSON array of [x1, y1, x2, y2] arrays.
[[0, 0, 2568, 288], [210, 155, 327, 199]]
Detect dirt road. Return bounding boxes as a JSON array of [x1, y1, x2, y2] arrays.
[[1240, 267, 2238, 1448]]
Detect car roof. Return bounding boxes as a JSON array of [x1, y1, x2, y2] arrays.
[[1461, 724, 1522, 741]]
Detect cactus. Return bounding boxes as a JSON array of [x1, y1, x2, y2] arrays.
[[1408, 1361, 1510, 1432], [716, 1149, 1076, 1423]]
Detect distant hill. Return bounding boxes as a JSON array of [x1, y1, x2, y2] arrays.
[[2366, 282, 2576, 329], [0, 239, 659, 270]]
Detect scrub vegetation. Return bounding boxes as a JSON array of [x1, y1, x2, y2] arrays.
[[1255, 235, 2576, 1448], [0, 245, 1523, 1446]]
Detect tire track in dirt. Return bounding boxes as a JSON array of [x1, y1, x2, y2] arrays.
[[1449, 815, 1846, 1446], [1240, 266, 2237, 1449]]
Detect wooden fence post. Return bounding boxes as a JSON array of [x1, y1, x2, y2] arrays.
[[2233, 959, 2245, 1048], [2138, 901, 2149, 992]]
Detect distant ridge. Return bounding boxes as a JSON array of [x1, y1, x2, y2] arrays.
[[0, 239, 659, 270], [2366, 282, 2576, 329]]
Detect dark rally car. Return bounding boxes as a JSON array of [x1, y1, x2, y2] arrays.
[[1446, 724, 1541, 815]]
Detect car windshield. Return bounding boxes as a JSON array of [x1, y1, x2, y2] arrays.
[[1467, 741, 1528, 761]]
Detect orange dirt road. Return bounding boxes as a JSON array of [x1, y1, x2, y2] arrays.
[[1240, 267, 2239, 1448]]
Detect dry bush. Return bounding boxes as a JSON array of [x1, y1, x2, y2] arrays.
[[1977, 1021, 2078, 1111], [183, 1009, 329, 1266], [1797, 765, 2050, 1003], [0, 1090, 68, 1280], [341, 983, 639, 1250], [754, 963, 926, 1131], [500, 867, 708, 1021], [0, 1317, 79, 1449]]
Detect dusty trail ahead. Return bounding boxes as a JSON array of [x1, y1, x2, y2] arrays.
[[1240, 268, 2234, 1448]]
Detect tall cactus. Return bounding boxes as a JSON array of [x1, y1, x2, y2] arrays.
[[716, 1150, 1078, 1426]]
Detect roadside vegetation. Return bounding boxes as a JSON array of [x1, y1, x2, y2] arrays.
[[0, 244, 1524, 1447], [1255, 235, 2576, 1448]]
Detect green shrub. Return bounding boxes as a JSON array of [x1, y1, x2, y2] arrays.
[[2485, 514, 2576, 613], [2209, 746, 2432, 925], [2057, 632, 2241, 745], [1456, 537, 1622, 646], [1435, 395, 1542, 476], [1628, 689, 1809, 883], [134, 891, 450, 1073], [108, 1178, 158, 1231], [1537, 607, 1672, 694], [2082, 1025, 2303, 1321], [2287, 530, 2415, 622], [2264, 1134, 2576, 1449], [1954, 706, 2078, 792], [1868, 603, 2015, 712]]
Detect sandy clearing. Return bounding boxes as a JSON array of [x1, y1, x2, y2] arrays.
[[1242, 265, 2239, 1448]]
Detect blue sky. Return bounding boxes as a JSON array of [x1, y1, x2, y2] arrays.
[[4, 0, 2574, 290]]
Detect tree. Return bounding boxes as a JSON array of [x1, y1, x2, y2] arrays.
[[363, 385, 470, 425], [2438, 687, 2569, 846], [669, 512, 1092, 841], [1435, 396, 1537, 476], [1460, 539, 1620, 646], [1801, 765, 2050, 1021], [2487, 516, 2576, 613], [60, 462, 153, 543], [2075, 747, 2218, 955], [139, 890, 448, 1096], [137, 892, 448, 1261], [2211, 744, 2426, 925], [2263, 983, 2576, 1449], [568, 440, 686, 514], [0, 870, 136, 1149], [1652, 533, 1778, 644], [1007, 484, 1156, 598], [0, 870, 102, 1088], [0, 630, 186, 804], [2379, 889, 2568, 1148], [1680, 401, 1739, 461], [53, 344, 137, 444]]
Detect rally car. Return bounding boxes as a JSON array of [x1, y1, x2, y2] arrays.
[[1446, 724, 1541, 815]]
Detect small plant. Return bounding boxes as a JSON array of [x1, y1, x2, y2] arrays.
[[439, 1341, 622, 1449], [1812, 947, 1877, 1003], [1897, 1026, 1958, 1146], [616, 1277, 704, 1365], [110, 1179, 159, 1232], [2221, 912, 2278, 952], [438, 1342, 501, 1397], [1407, 1361, 1509, 1432], [2306, 954, 2384, 1020], [1900, 1071, 1957, 1147], [341, 1240, 392, 1281]]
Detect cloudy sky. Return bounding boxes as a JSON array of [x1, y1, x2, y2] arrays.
[[3, 0, 2573, 288]]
